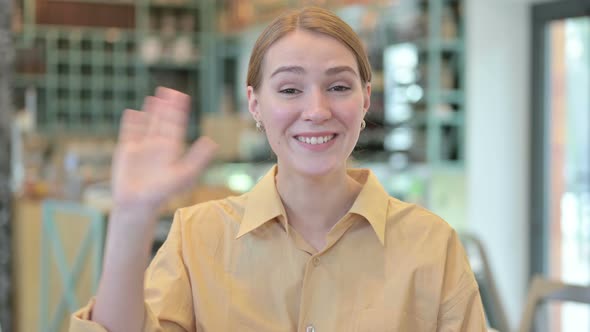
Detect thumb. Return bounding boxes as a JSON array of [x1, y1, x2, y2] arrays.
[[172, 136, 219, 190]]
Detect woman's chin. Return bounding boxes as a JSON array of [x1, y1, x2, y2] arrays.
[[280, 157, 345, 178]]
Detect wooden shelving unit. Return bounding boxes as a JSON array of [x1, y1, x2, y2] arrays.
[[13, 0, 217, 138]]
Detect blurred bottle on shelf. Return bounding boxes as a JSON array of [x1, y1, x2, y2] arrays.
[[62, 150, 83, 201], [12, 2, 23, 34], [140, 36, 162, 64], [173, 13, 198, 64]]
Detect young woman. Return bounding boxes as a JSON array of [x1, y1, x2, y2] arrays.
[[70, 7, 487, 332]]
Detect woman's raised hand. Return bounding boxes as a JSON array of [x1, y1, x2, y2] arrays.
[[111, 87, 218, 211]]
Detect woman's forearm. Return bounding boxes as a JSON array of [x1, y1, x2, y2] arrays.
[[92, 206, 158, 332]]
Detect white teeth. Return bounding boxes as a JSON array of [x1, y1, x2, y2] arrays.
[[296, 135, 335, 145]]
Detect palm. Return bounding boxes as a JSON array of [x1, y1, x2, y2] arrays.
[[112, 87, 217, 207]]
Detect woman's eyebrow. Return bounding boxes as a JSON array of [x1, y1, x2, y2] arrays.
[[270, 65, 358, 78], [270, 66, 305, 78], [325, 65, 358, 77]]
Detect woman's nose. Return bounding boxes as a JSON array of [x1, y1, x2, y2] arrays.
[[301, 89, 332, 122]]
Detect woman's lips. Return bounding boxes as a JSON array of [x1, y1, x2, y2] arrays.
[[293, 133, 338, 151]]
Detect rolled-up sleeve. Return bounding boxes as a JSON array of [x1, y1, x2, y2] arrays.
[[69, 210, 195, 332], [70, 297, 108, 332]]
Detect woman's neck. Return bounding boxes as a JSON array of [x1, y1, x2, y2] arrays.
[[275, 164, 362, 237]]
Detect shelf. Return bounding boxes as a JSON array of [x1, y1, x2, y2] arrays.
[[146, 1, 200, 10], [13, 1, 465, 160], [17, 25, 136, 37], [393, 161, 465, 174], [14, 74, 45, 87], [413, 38, 464, 53], [54, 51, 138, 66], [437, 112, 464, 126], [426, 90, 464, 105], [33, 0, 133, 5], [145, 61, 200, 70], [439, 90, 464, 104], [143, 32, 201, 39], [430, 160, 465, 170], [385, 110, 463, 128]]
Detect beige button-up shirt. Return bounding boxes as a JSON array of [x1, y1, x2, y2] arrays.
[[70, 166, 487, 331]]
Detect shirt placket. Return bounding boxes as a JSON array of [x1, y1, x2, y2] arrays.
[[294, 216, 357, 332], [297, 252, 322, 332]]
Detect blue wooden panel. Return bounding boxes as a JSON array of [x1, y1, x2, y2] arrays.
[[39, 200, 105, 332]]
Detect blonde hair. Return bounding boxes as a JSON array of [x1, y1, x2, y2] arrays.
[[247, 6, 372, 91]]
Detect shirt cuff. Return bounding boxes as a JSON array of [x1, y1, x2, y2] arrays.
[[69, 297, 109, 332], [69, 297, 163, 332]]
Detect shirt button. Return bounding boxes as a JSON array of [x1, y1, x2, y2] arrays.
[[306, 324, 315, 332], [312, 257, 320, 266]]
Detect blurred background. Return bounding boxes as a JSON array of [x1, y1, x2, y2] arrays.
[[0, 0, 588, 331]]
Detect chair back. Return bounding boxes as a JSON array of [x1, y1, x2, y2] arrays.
[[518, 275, 590, 332], [39, 200, 105, 332], [460, 233, 510, 332]]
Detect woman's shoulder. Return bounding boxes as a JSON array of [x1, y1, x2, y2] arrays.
[[176, 193, 248, 226], [384, 196, 457, 246], [168, 194, 249, 255], [169, 194, 248, 240], [382, 198, 468, 280]]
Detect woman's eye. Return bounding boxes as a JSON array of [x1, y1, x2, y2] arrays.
[[279, 88, 300, 94], [329, 85, 351, 92]]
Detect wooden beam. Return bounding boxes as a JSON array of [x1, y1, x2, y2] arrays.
[[36, 0, 135, 28], [0, 0, 14, 330]]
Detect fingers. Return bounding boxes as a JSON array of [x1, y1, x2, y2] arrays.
[[143, 87, 191, 141], [155, 87, 191, 112], [173, 136, 219, 190], [119, 86, 193, 147], [118, 109, 149, 143]]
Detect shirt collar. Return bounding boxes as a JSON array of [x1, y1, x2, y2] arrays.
[[236, 165, 286, 239], [347, 169, 390, 246], [236, 166, 390, 245]]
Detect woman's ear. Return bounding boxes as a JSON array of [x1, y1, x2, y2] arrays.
[[363, 82, 371, 114], [247, 86, 260, 121]]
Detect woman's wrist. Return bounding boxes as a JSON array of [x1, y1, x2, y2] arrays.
[[103, 205, 159, 265]]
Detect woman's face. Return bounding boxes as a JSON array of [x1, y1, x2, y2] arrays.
[[247, 30, 371, 177]]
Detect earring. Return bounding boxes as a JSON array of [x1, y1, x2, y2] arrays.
[[256, 121, 265, 132], [360, 120, 366, 130]]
